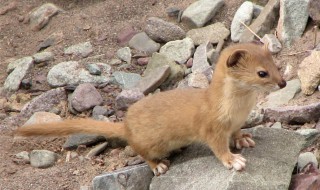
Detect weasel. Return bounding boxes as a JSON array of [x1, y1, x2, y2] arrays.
[[16, 43, 286, 176]]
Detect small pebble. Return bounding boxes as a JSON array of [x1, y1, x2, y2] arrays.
[[86, 63, 101, 75]]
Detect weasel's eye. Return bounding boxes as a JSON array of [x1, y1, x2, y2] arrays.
[[257, 71, 268, 78]]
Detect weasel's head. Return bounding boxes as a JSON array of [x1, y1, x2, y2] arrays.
[[225, 43, 286, 92]]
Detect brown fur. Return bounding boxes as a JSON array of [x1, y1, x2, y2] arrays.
[[16, 43, 286, 175]]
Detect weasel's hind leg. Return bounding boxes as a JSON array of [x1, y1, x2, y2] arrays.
[[145, 159, 170, 176]]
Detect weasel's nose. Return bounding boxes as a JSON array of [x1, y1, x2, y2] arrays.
[[278, 80, 286, 89]]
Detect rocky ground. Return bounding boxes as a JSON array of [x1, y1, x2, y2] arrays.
[[0, 0, 320, 189]]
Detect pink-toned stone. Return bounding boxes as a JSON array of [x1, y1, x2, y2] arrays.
[[117, 25, 138, 46], [137, 57, 149, 66]]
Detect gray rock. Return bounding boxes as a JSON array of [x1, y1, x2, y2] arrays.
[[181, 0, 224, 28], [71, 83, 103, 112], [277, 0, 309, 46], [33, 51, 54, 63], [47, 61, 111, 87], [93, 164, 153, 190], [144, 53, 185, 87], [260, 79, 301, 109], [264, 102, 320, 124], [136, 65, 170, 95], [240, 0, 280, 43], [6, 57, 33, 74], [295, 129, 320, 148], [20, 78, 32, 90], [115, 89, 144, 110], [15, 151, 30, 163], [4, 57, 33, 92], [187, 72, 209, 88], [298, 152, 318, 172], [159, 37, 194, 64], [92, 106, 109, 118], [309, 0, 320, 24], [128, 32, 160, 55], [28, 3, 60, 30], [63, 134, 106, 150], [166, 7, 181, 17], [116, 47, 131, 63], [245, 108, 264, 127], [192, 42, 212, 73], [271, 122, 282, 129], [150, 127, 305, 190], [86, 142, 108, 158], [30, 150, 58, 168], [186, 22, 230, 45], [253, 4, 264, 18], [23, 111, 62, 126], [261, 34, 282, 54], [19, 88, 67, 119], [297, 51, 320, 95], [86, 63, 101, 75], [112, 71, 141, 90], [145, 17, 186, 43], [64, 42, 93, 58], [231, 1, 254, 42]]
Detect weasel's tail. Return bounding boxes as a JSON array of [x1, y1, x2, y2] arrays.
[[15, 119, 126, 139]]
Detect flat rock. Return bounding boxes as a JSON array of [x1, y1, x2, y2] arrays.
[[192, 42, 212, 73], [150, 127, 305, 190], [136, 65, 170, 95], [277, 0, 309, 46], [93, 164, 153, 190], [115, 89, 144, 110], [186, 22, 230, 45], [240, 0, 280, 43], [297, 51, 320, 95], [71, 83, 103, 112], [144, 53, 185, 87], [309, 0, 320, 23], [63, 134, 106, 150], [116, 47, 131, 63], [145, 17, 185, 43], [4, 57, 33, 92], [19, 88, 67, 119], [30, 150, 58, 168], [28, 3, 60, 30], [231, 1, 254, 42], [112, 71, 141, 90], [264, 102, 320, 124], [64, 42, 93, 58], [260, 79, 301, 108], [33, 51, 54, 63], [181, 0, 224, 28], [23, 112, 62, 126], [128, 32, 160, 55], [159, 37, 194, 64], [47, 61, 111, 87]]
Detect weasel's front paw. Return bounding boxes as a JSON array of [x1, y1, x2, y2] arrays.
[[222, 154, 246, 171], [234, 133, 255, 149], [152, 159, 170, 176]]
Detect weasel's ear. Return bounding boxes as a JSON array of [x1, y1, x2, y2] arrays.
[[226, 49, 248, 67]]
